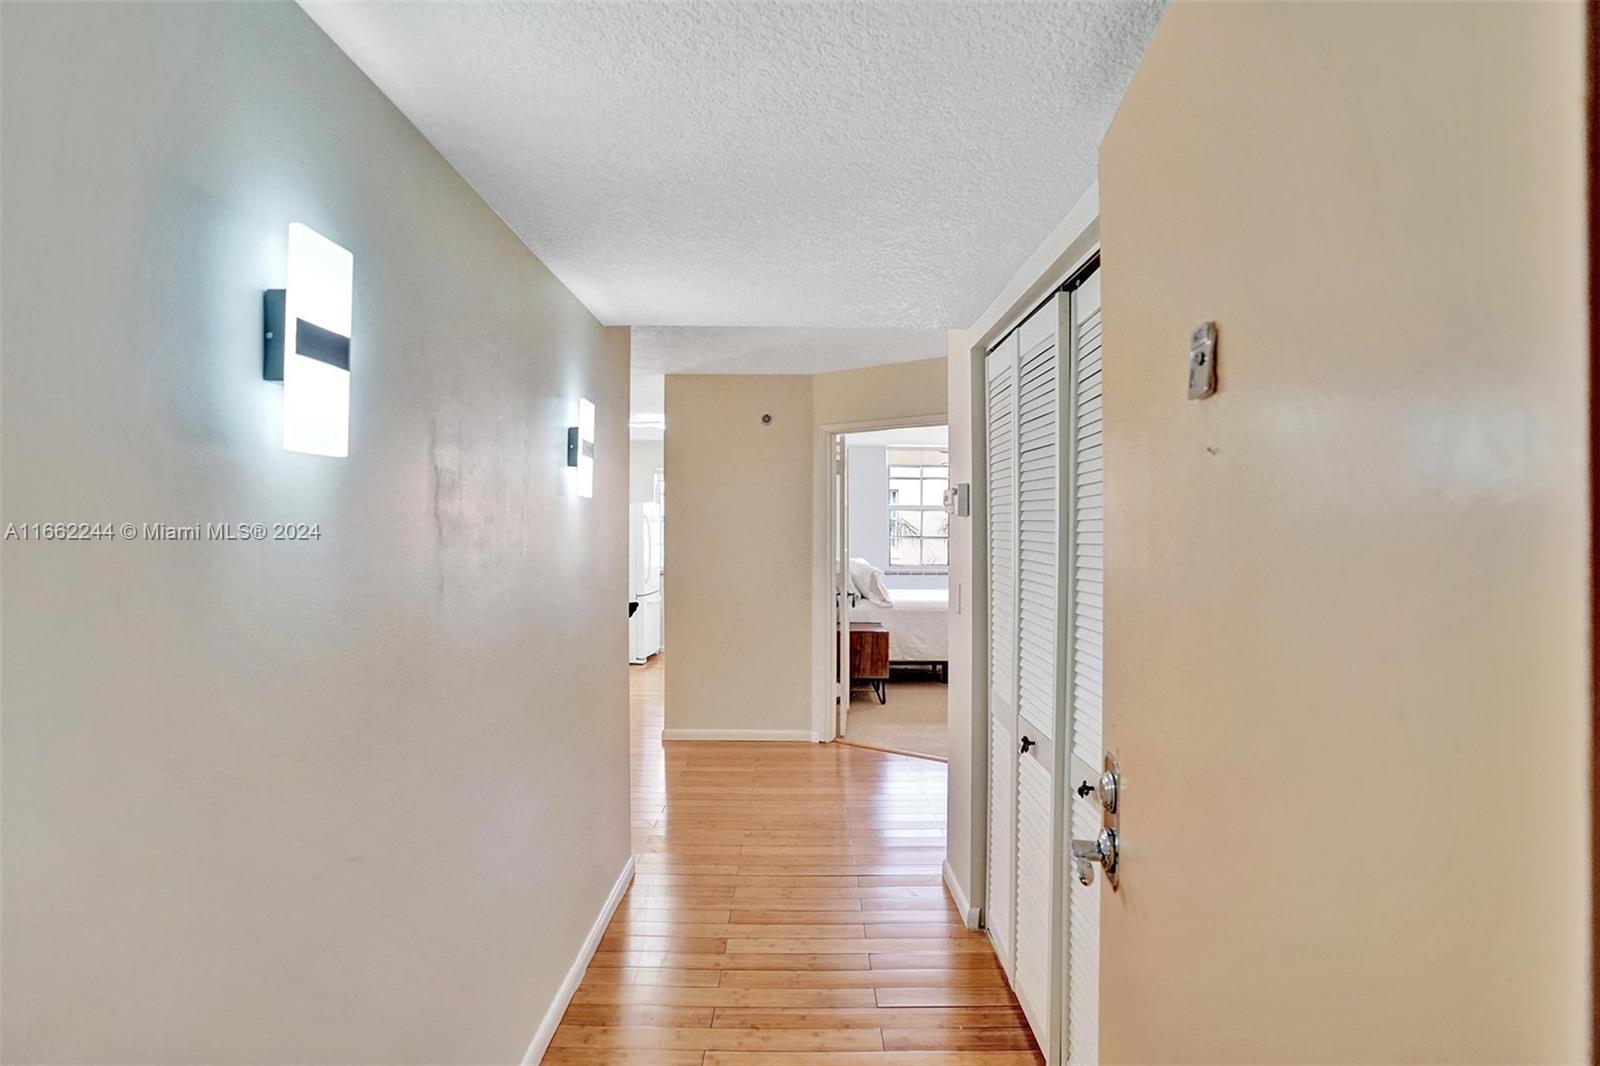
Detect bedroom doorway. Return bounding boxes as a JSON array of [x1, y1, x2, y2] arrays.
[[829, 422, 950, 761]]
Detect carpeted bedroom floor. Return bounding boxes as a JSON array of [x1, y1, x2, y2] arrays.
[[843, 668, 948, 761]]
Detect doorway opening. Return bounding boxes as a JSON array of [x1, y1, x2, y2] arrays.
[[828, 422, 950, 761], [627, 434, 664, 667]]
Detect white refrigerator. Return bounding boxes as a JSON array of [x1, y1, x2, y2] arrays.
[[628, 502, 663, 664]]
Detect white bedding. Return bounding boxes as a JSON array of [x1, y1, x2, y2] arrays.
[[850, 587, 949, 662], [848, 557, 893, 607]]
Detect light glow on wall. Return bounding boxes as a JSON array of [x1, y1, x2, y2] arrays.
[[282, 224, 353, 457], [568, 398, 596, 498]]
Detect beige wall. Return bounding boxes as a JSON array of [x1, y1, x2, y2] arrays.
[[1099, 3, 1588, 1060], [664, 374, 816, 736], [0, 4, 630, 1063], [665, 358, 946, 737], [812, 359, 948, 426]]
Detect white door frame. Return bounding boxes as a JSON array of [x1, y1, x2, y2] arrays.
[[811, 413, 949, 743], [834, 433, 851, 738]]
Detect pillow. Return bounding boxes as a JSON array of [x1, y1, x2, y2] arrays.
[[848, 557, 894, 608]]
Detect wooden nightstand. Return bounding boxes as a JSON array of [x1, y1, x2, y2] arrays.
[[849, 622, 890, 704]]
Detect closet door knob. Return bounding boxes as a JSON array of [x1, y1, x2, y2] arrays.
[[1019, 735, 1036, 754]]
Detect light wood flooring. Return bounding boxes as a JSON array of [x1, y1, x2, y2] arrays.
[[542, 657, 1041, 1065]]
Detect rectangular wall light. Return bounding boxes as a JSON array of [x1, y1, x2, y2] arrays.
[[567, 398, 595, 498], [264, 224, 353, 457]]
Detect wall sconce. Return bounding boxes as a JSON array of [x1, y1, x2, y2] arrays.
[[264, 224, 353, 457], [567, 398, 595, 498]]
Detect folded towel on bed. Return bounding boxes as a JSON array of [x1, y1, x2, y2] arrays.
[[849, 557, 895, 607]]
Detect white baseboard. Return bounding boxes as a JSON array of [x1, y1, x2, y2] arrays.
[[943, 858, 980, 930], [661, 728, 818, 742], [520, 853, 636, 1066]]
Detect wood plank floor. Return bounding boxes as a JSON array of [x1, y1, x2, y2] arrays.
[[543, 658, 1041, 1066]]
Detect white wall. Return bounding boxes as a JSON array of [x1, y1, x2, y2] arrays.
[[630, 437, 664, 504], [0, 4, 630, 1063], [847, 444, 891, 569]]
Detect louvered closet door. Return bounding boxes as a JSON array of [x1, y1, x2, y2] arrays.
[[1065, 269, 1104, 1066], [1011, 301, 1062, 1042], [984, 334, 1019, 976]]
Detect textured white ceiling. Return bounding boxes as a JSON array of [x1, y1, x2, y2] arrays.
[[301, 1, 1162, 330]]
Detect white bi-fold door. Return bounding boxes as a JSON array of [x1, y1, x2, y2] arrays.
[[984, 262, 1102, 1064], [985, 295, 1062, 1047]]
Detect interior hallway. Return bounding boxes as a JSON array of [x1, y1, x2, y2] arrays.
[[544, 658, 1040, 1064]]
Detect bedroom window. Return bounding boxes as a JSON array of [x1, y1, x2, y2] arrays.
[[887, 448, 949, 570]]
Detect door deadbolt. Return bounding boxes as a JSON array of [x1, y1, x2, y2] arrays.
[[1074, 767, 1119, 813], [1096, 766, 1118, 813]]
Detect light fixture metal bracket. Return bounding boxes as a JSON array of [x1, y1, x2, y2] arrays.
[[263, 289, 286, 381]]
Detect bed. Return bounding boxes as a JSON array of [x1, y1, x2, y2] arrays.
[[850, 587, 949, 672]]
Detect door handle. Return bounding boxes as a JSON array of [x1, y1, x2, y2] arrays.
[[1019, 735, 1036, 754], [1070, 827, 1118, 886]]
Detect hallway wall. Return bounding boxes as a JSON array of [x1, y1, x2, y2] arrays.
[[664, 374, 816, 737], [0, 4, 630, 1063], [664, 358, 945, 737]]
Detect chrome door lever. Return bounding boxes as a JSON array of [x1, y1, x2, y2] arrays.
[[1070, 827, 1118, 886]]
